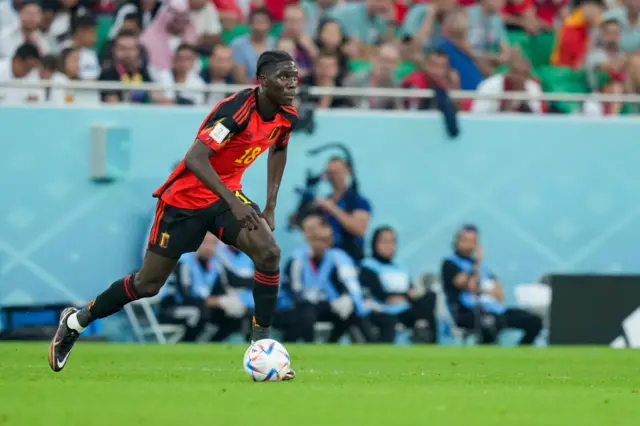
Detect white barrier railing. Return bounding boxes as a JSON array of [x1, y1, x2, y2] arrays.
[[2, 79, 640, 103]]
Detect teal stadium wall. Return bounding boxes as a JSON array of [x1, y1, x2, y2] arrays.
[[1, 107, 639, 306]]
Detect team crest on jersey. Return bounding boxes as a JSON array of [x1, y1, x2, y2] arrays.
[[159, 232, 170, 248], [210, 122, 230, 144], [268, 127, 280, 141]]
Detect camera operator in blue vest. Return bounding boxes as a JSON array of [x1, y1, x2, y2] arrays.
[[314, 157, 372, 262], [280, 213, 373, 342], [441, 225, 542, 345], [158, 233, 253, 342], [360, 226, 437, 343]]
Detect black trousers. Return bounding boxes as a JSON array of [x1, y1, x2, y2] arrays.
[[280, 301, 374, 343], [456, 308, 543, 345], [369, 291, 437, 343]]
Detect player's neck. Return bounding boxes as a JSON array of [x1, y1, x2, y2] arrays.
[[255, 87, 278, 121]]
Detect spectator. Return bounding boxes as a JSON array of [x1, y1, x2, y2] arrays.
[[402, 48, 461, 110], [584, 19, 626, 115], [467, 0, 511, 74], [109, 0, 162, 39], [551, 0, 604, 69], [58, 14, 100, 80], [280, 214, 371, 343], [230, 7, 275, 83], [0, 0, 51, 59], [314, 157, 372, 262], [158, 43, 206, 105], [303, 50, 351, 108], [47, 0, 96, 55], [471, 48, 544, 113], [39, 53, 67, 103], [98, 29, 169, 103], [189, 0, 222, 51], [41, 0, 58, 35], [440, 225, 543, 345], [603, 0, 640, 53], [139, 0, 198, 72], [281, 4, 317, 79], [100, 13, 150, 69], [360, 226, 436, 343], [215, 242, 255, 289], [56, 46, 101, 104], [399, 0, 457, 52], [0, 42, 43, 104], [315, 19, 350, 78], [343, 42, 403, 109], [329, 0, 394, 55], [436, 9, 485, 90], [302, 0, 338, 35], [200, 43, 237, 104]]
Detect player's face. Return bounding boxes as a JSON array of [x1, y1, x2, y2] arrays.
[[456, 231, 477, 256], [196, 233, 217, 259], [265, 61, 298, 106], [375, 230, 396, 260]]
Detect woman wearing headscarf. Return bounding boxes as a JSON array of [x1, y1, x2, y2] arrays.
[[139, 0, 198, 71], [360, 226, 436, 343]]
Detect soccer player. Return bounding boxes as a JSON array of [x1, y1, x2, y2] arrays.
[[48, 51, 299, 378]]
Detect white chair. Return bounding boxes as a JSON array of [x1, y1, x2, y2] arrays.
[[124, 295, 185, 344]]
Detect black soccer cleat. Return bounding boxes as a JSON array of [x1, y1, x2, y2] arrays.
[[282, 368, 296, 381], [48, 307, 81, 372]]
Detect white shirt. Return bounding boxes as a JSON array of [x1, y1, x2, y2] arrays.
[[157, 69, 206, 105], [0, 24, 51, 59], [48, 11, 72, 55], [44, 72, 100, 105], [0, 58, 45, 104], [0, 1, 18, 35], [471, 74, 543, 114], [191, 3, 222, 36]]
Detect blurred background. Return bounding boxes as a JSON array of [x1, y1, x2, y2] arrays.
[[1, 0, 639, 348]]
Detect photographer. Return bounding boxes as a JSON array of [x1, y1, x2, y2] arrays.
[[314, 157, 372, 262]]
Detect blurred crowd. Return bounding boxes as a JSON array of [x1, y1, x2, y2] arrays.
[[0, 0, 639, 114]]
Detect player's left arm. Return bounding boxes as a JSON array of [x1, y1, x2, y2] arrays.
[[263, 113, 297, 230]]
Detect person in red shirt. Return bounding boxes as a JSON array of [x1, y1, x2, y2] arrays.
[[48, 51, 299, 379], [551, 0, 604, 68]]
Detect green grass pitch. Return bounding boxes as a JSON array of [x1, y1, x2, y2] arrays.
[[0, 344, 639, 426]]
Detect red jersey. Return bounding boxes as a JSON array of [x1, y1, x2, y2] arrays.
[[154, 88, 298, 209]]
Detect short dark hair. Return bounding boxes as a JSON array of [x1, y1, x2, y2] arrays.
[[176, 43, 197, 55], [72, 14, 97, 34], [578, 0, 604, 6], [116, 28, 138, 42], [14, 43, 40, 61], [249, 7, 272, 24], [41, 54, 59, 71], [210, 43, 231, 57], [301, 212, 329, 227], [256, 50, 294, 77], [601, 18, 621, 28]]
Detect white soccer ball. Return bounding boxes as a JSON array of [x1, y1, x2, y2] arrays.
[[243, 339, 291, 382]]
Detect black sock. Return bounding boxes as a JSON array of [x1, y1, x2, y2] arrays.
[[252, 268, 279, 330], [76, 274, 139, 327]]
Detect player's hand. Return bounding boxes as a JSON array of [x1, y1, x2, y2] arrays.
[[230, 200, 262, 231], [262, 207, 276, 231]]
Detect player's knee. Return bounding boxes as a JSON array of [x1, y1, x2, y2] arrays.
[[133, 273, 164, 298], [253, 242, 281, 270]]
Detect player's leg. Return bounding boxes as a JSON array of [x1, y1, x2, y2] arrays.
[[48, 203, 207, 372]]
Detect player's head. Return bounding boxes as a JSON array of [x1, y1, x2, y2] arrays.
[[454, 224, 479, 256], [325, 156, 351, 189], [12, 42, 41, 78], [372, 226, 396, 260], [256, 50, 298, 106], [196, 232, 218, 259]]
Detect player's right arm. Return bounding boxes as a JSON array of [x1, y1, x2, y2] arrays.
[[184, 92, 262, 230]]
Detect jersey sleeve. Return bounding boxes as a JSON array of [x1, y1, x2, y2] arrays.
[[277, 105, 299, 148], [196, 90, 255, 151]]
